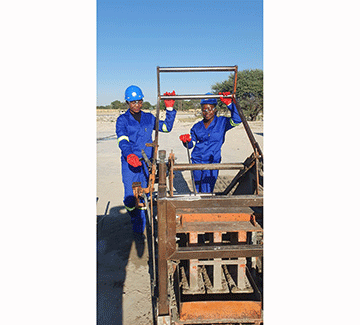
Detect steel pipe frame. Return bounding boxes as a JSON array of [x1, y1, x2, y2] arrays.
[[158, 66, 237, 72], [154, 65, 242, 198], [158, 94, 232, 100], [162, 195, 263, 208], [156, 65, 238, 108], [173, 162, 244, 171], [155, 65, 262, 197]]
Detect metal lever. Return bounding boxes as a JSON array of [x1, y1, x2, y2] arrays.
[[141, 149, 153, 171], [185, 142, 197, 196]]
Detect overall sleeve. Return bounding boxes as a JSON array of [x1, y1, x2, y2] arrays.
[[225, 102, 242, 132], [116, 116, 133, 158], [158, 109, 177, 133]]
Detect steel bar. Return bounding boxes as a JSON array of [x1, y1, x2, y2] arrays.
[[175, 206, 262, 215], [158, 94, 231, 100], [176, 221, 262, 233], [157, 199, 169, 316], [233, 67, 238, 96], [142, 193, 156, 296], [154, 69, 161, 149], [173, 163, 244, 171], [168, 152, 174, 197], [176, 206, 258, 214], [159, 195, 263, 208], [194, 259, 248, 266], [169, 244, 263, 260], [141, 149, 152, 171], [158, 150, 167, 198], [185, 142, 197, 195], [158, 66, 237, 73], [233, 97, 263, 158], [166, 200, 177, 257], [222, 159, 256, 195]]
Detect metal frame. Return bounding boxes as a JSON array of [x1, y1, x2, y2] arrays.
[[137, 66, 263, 324]]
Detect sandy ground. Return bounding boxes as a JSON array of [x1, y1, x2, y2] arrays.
[[96, 109, 263, 325]]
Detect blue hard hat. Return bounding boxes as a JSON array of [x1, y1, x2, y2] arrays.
[[200, 92, 217, 106], [124, 85, 144, 101]]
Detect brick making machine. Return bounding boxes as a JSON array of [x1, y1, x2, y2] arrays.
[[133, 66, 263, 325]]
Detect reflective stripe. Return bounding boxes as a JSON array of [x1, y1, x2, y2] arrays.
[[118, 135, 129, 144], [125, 205, 135, 211], [162, 124, 168, 132], [125, 205, 147, 211], [230, 118, 240, 127]]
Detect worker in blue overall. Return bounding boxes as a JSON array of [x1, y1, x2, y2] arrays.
[[179, 92, 242, 193], [116, 86, 176, 236]]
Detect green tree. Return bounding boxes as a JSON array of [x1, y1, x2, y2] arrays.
[[119, 101, 128, 111], [142, 101, 152, 110], [158, 101, 165, 110], [111, 100, 122, 110], [212, 69, 263, 121]]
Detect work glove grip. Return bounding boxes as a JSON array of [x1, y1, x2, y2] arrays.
[[163, 90, 176, 109], [219, 92, 232, 106], [127, 154, 142, 167], [179, 134, 191, 143]]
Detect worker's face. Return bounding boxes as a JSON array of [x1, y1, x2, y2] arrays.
[[128, 100, 143, 114], [201, 104, 216, 121]]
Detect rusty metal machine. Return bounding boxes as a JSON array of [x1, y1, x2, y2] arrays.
[[133, 66, 263, 325]]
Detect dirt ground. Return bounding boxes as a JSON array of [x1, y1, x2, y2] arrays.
[[96, 109, 263, 325]]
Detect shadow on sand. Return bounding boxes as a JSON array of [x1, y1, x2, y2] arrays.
[[96, 171, 190, 324], [172, 170, 191, 194], [97, 205, 150, 324]]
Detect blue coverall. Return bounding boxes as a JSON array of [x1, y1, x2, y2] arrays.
[[116, 109, 176, 233], [185, 102, 242, 193]]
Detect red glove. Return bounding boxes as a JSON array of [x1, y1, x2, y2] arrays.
[[179, 134, 191, 143], [163, 90, 176, 108], [219, 92, 232, 105], [127, 154, 142, 167]]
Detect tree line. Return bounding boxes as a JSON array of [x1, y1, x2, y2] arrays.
[[97, 69, 263, 121]]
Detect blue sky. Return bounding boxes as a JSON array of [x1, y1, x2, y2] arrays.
[[97, 0, 263, 105]]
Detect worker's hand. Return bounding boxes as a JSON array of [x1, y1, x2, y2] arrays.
[[219, 92, 232, 105], [163, 91, 176, 110], [179, 134, 191, 143], [127, 154, 142, 167]]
